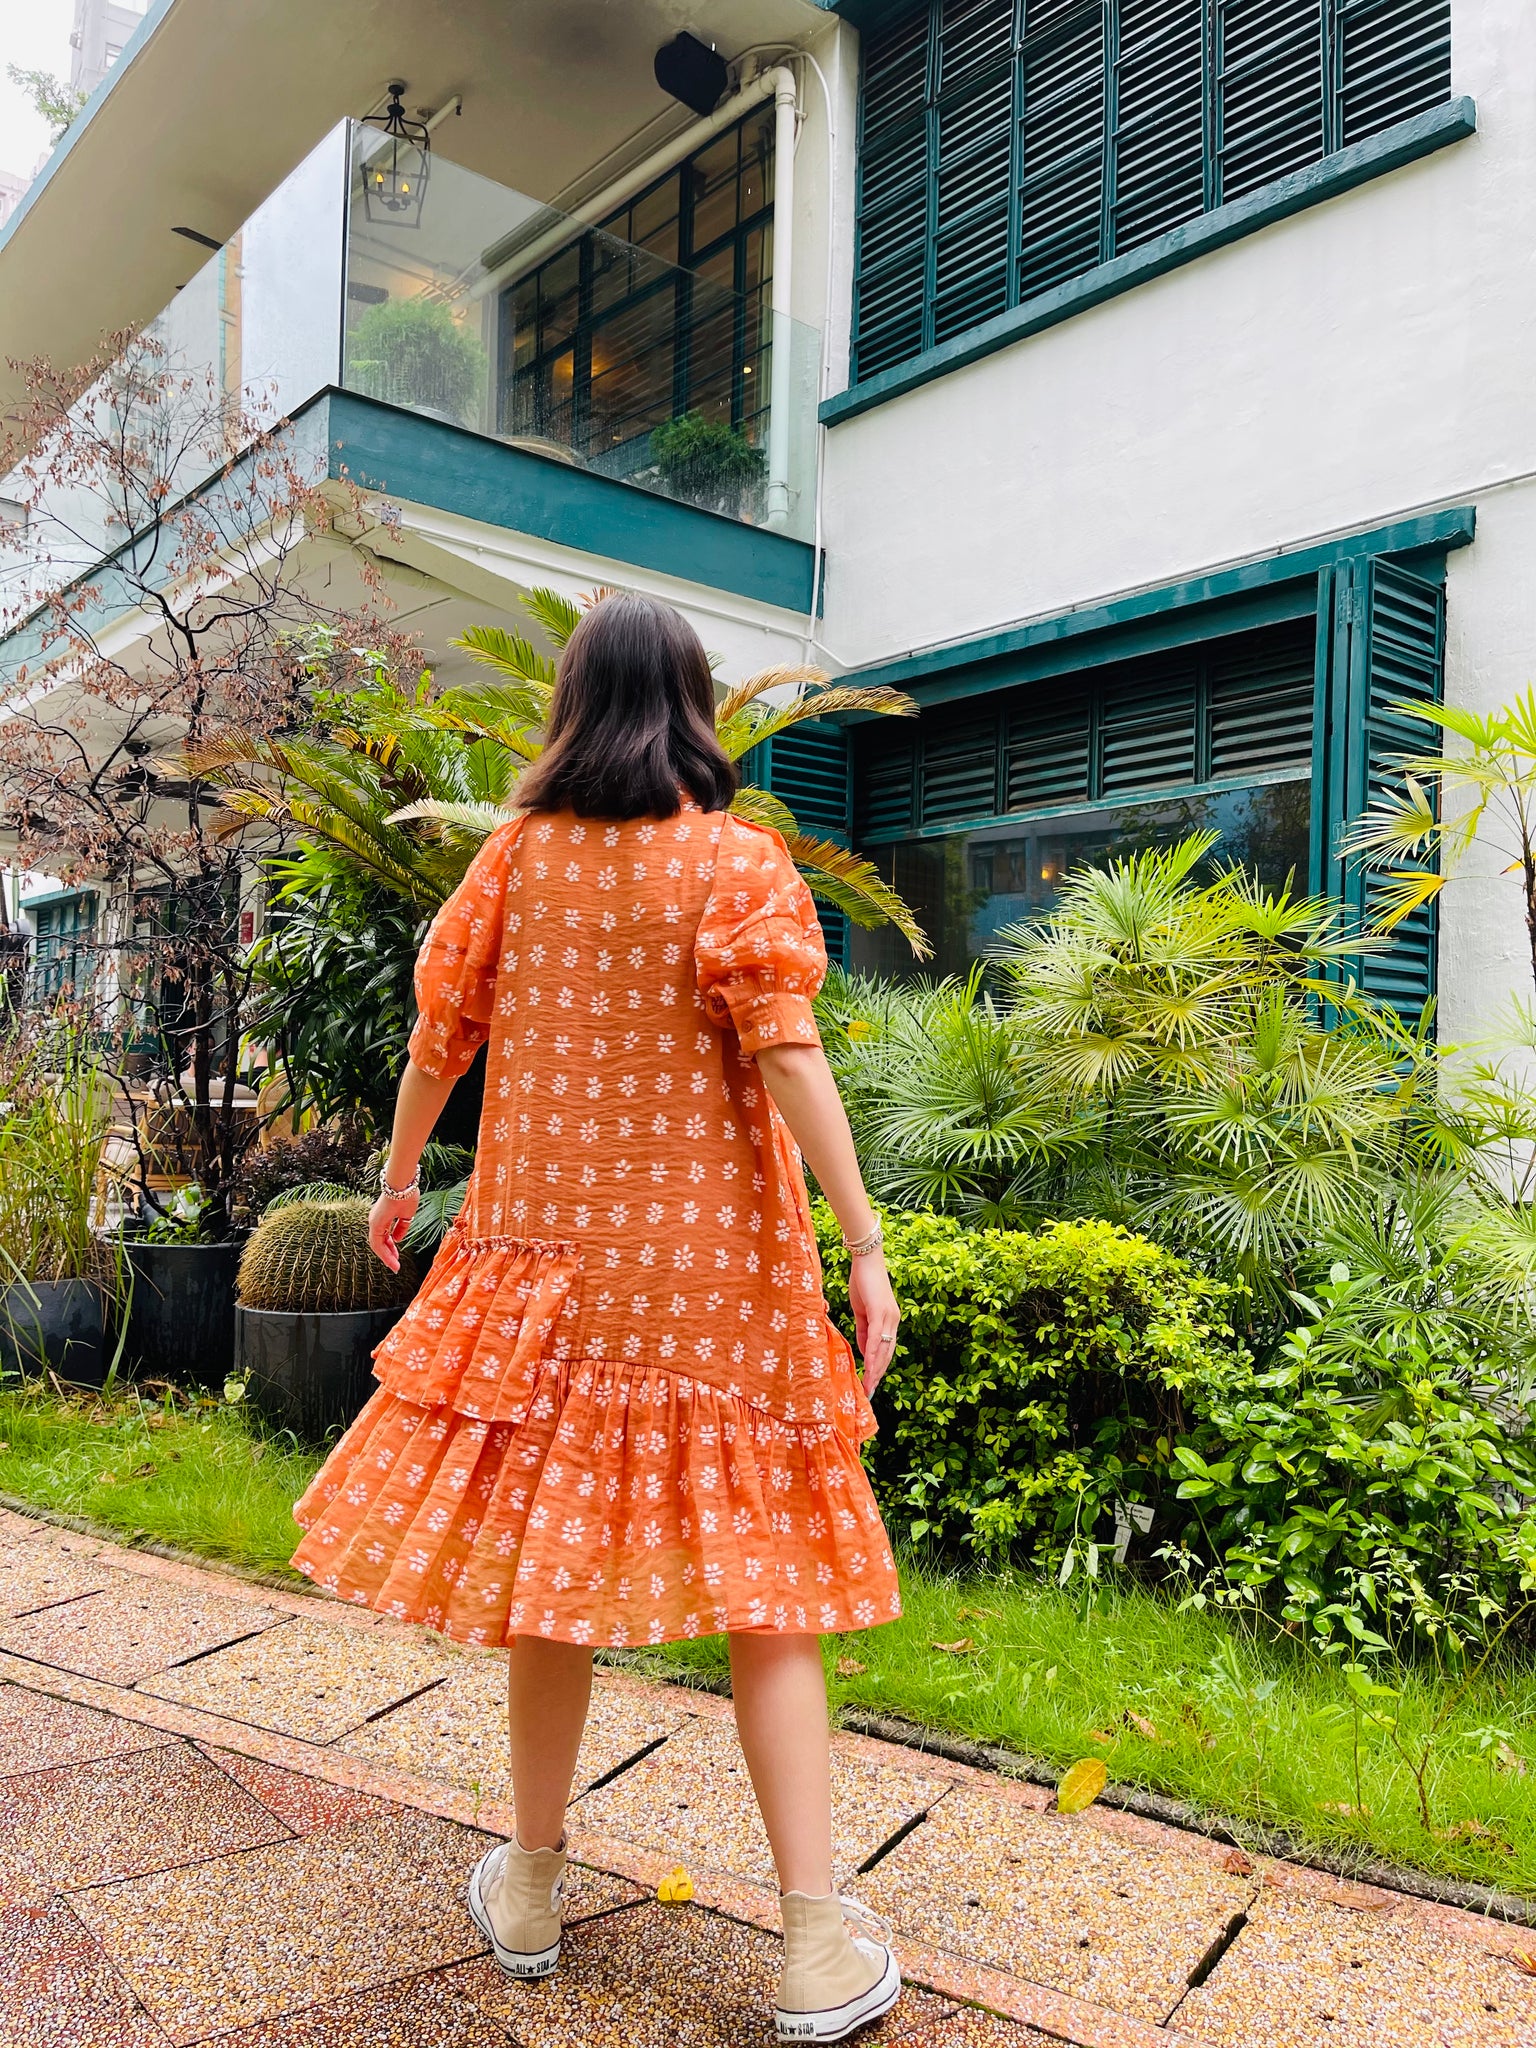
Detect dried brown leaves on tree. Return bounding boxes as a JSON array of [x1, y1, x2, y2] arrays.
[[0, 332, 407, 1225]]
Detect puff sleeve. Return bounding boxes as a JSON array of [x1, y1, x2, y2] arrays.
[[695, 816, 827, 1057], [406, 822, 519, 1082]]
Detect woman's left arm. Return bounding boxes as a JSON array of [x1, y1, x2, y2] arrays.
[[369, 1058, 459, 1271]]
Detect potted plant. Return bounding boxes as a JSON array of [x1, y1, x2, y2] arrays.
[[234, 1190, 417, 1437], [120, 1184, 243, 1389], [648, 410, 765, 520], [0, 1022, 121, 1386]]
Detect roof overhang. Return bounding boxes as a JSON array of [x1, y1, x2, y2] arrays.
[[0, 0, 830, 414]]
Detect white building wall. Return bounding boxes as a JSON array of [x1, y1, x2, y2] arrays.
[[815, 0, 1536, 1038]]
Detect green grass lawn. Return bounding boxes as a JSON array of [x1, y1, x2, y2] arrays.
[[3, 1379, 1533, 1899]]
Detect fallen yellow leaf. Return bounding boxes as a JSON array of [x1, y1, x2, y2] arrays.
[[657, 1865, 694, 1905], [1317, 1802, 1373, 1819], [1122, 1711, 1161, 1743], [956, 1606, 998, 1622], [845, 1018, 873, 1042], [1434, 1820, 1513, 1853], [1496, 1742, 1528, 1777], [1056, 1758, 1108, 1814], [1508, 1951, 1536, 1978], [835, 1656, 866, 1678], [931, 1638, 975, 1656], [1088, 1729, 1114, 1745]]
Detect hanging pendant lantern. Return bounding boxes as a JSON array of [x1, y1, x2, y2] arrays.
[[359, 83, 431, 227]]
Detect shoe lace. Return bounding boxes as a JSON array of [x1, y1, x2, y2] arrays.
[[836, 1894, 893, 1949]]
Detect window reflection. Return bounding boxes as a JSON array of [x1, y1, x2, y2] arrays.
[[851, 780, 1312, 980]]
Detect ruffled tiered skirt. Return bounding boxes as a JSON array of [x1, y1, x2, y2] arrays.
[[290, 1234, 901, 1646]]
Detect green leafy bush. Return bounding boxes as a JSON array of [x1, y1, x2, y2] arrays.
[[815, 1205, 1242, 1558], [1171, 1268, 1536, 1660]]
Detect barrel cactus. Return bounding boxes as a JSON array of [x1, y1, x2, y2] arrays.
[[237, 1198, 417, 1314]]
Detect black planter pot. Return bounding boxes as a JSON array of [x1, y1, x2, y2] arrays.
[[0, 1278, 107, 1385], [236, 1304, 405, 1440], [122, 1240, 240, 1388]]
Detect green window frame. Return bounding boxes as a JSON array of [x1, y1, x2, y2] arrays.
[[499, 108, 776, 474], [26, 891, 98, 1004], [852, 0, 1454, 383], [799, 540, 1450, 1020]]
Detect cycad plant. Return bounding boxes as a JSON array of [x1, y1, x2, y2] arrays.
[[197, 588, 928, 953]]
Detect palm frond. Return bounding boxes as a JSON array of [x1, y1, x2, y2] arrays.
[[714, 664, 832, 729], [387, 798, 521, 839], [521, 585, 586, 649], [451, 625, 557, 689], [786, 832, 931, 958]]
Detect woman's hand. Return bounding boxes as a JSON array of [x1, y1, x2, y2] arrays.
[[849, 1251, 900, 1397], [369, 1190, 419, 1273]]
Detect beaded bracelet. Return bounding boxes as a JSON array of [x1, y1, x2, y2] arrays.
[[842, 1221, 884, 1258], [379, 1164, 422, 1200]]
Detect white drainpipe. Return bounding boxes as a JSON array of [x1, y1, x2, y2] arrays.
[[764, 64, 797, 530]]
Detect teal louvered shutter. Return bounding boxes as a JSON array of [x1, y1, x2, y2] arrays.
[[854, 6, 933, 380], [851, 0, 1453, 388], [1017, 1, 1108, 296], [1112, 0, 1207, 251], [1215, 0, 1325, 203], [1007, 683, 1093, 808], [1319, 556, 1444, 1023], [1099, 659, 1199, 794], [1207, 627, 1315, 776], [856, 724, 919, 838], [933, 0, 1016, 343], [1333, 0, 1450, 147], [755, 722, 853, 968], [921, 709, 1003, 825]]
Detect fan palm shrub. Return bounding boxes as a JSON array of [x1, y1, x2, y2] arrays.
[[824, 836, 1459, 1319]]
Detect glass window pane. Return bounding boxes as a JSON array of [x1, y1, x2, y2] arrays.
[[689, 132, 740, 252], [740, 107, 775, 216], [630, 177, 679, 246], [851, 784, 1312, 981], [538, 245, 582, 350]]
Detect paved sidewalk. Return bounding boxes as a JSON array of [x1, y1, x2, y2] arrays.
[[1, 1505, 1531, 2048]]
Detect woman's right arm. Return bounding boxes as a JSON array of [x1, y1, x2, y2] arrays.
[[755, 1041, 900, 1395], [368, 1058, 459, 1270]]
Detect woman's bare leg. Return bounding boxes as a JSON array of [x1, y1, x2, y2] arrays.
[[507, 1636, 594, 1850], [729, 1632, 834, 1896]]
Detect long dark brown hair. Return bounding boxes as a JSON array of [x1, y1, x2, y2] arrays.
[[515, 593, 739, 819]]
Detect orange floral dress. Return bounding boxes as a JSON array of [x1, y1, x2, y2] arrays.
[[291, 805, 901, 1647]]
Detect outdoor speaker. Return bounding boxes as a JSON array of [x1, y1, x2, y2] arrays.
[[654, 33, 728, 118]]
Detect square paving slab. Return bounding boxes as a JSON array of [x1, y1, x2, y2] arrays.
[[71, 1806, 496, 2043], [0, 1741, 291, 1904], [340, 1658, 692, 1807], [197, 1748, 388, 1835], [575, 1713, 952, 1888], [205, 1971, 516, 2047], [1176, 1887, 1536, 2048], [440, 1897, 960, 2047], [859, 1785, 1256, 2025], [0, 1578, 281, 1684], [141, 1614, 456, 1741], [0, 1536, 118, 1618], [0, 1897, 172, 2048], [0, 1679, 175, 1775]]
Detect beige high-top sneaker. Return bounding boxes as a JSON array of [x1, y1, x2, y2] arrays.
[[775, 1892, 901, 2042], [466, 1837, 566, 1980]]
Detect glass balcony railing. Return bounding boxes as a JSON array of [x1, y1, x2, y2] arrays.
[[341, 125, 821, 542], [1, 121, 824, 622]]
